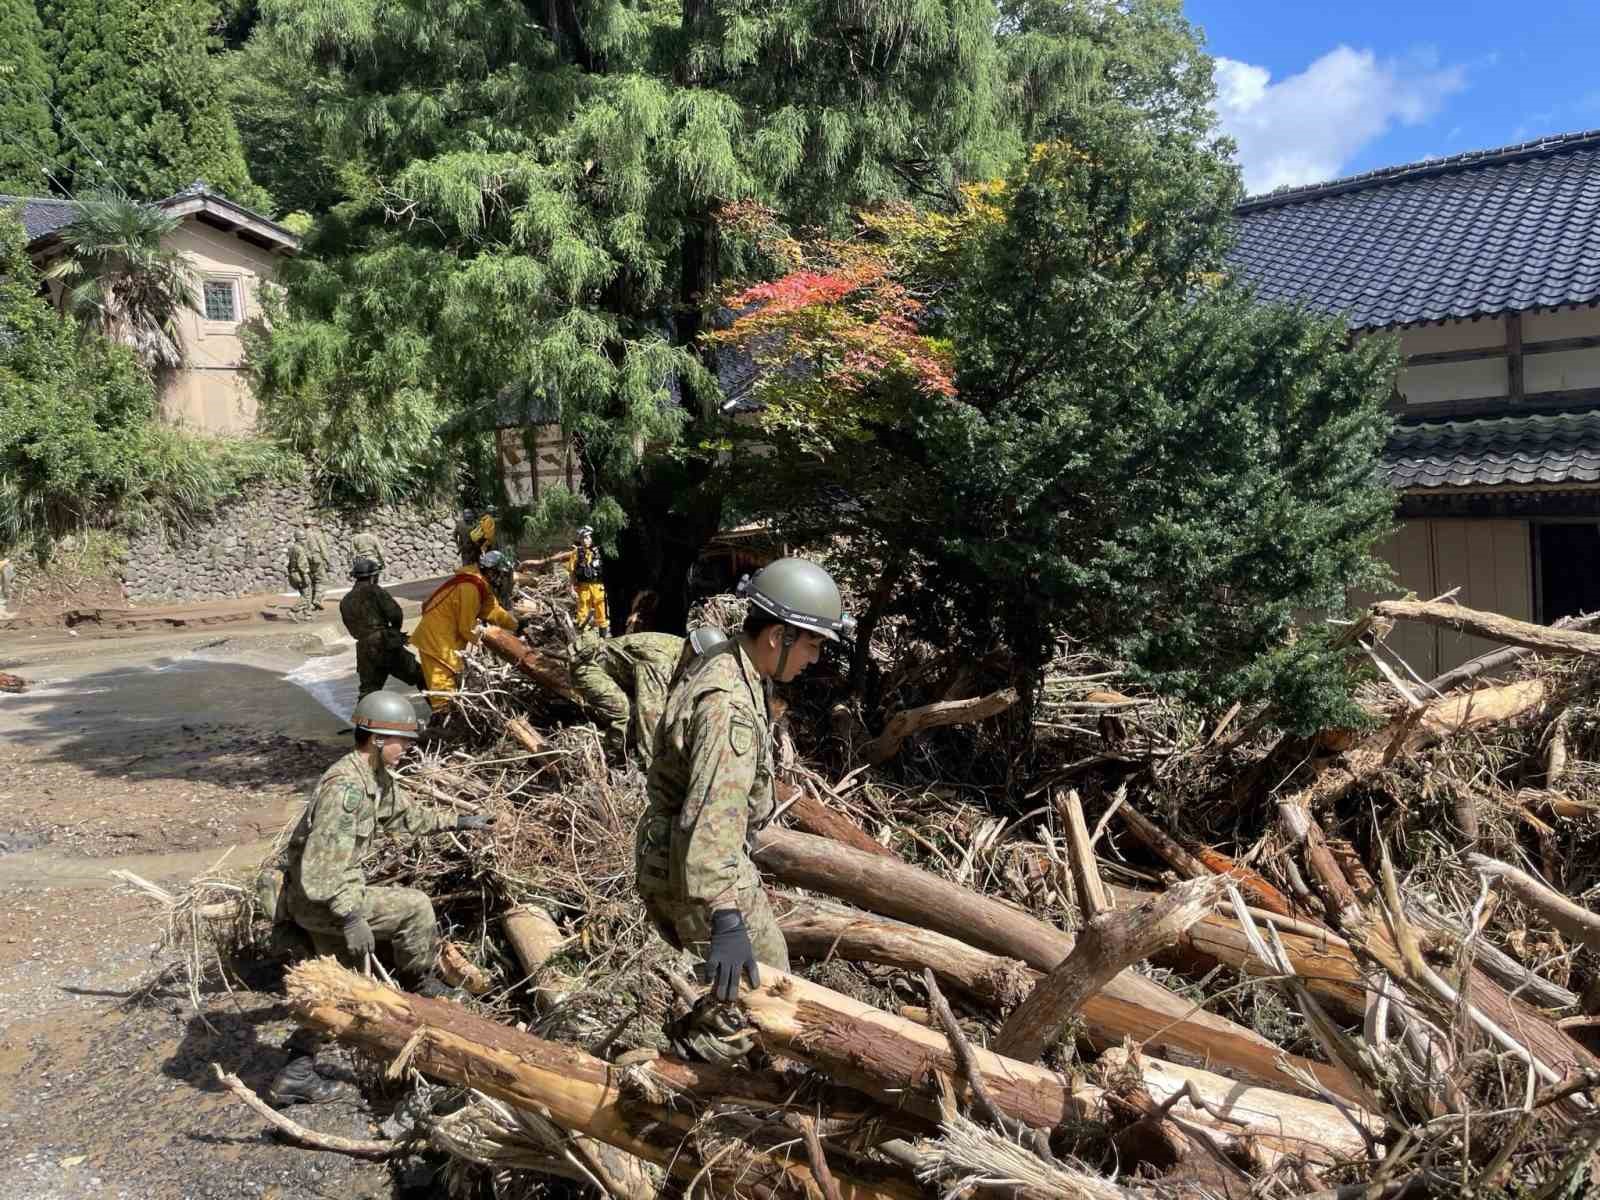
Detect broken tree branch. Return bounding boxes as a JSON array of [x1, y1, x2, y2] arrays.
[[211, 1063, 408, 1159], [995, 877, 1225, 1063], [1374, 600, 1600, 658], [1057, 787, 1111, 918], [859, 687, 1019, 766], [1468, 853, 1600, 955], [1424, 612, 1600, 694]]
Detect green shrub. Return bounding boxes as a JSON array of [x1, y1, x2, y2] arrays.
[[0, 209, 294, 558]]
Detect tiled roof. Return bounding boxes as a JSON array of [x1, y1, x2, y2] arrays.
[[1230, 130, 1600, 330], [1384, 410, 1600, 490], [0, 194, 80, 242]]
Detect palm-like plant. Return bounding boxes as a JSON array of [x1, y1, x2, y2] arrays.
[[46, 192, 198, 374]]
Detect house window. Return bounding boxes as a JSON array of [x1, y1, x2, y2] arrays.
[[202, 279, 239, 322], [1535, 522, 1600, 623]]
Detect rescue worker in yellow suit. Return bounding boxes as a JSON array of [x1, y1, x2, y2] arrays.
[[564, 526, 608, 635], [410, 549, 527, 719]]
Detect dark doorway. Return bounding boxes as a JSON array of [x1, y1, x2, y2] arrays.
[[1537, 522, 1600, 622]]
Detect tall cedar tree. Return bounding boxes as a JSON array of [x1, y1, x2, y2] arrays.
[[0, 0, 59, 194], [43, 0, 261, 204], [245, 0, 1014, 623]]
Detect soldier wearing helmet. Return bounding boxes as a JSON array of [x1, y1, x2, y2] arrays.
[[267, 692, 495, 1104], [635, 558, 852, 1058], [339, 557, 423, 699]]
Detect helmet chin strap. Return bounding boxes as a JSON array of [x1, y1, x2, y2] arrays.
[[773, 626, 799, 688]]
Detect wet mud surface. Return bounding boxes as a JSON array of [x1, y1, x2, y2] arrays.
[[0, 627, 428, 1199]]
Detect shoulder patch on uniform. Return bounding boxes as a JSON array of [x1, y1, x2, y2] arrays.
[[341, 784, 364, 814], [729, 713, 755, 755]]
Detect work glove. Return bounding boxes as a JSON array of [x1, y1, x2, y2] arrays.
[[456, 813, 496, 832], [703, 908, 760, 1002], [340, 912, 375, 960]]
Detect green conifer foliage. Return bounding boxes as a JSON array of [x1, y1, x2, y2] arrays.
[[44, 0, 261, 204], [247, 0, 1014, 618], [0, 0, 61, 194]]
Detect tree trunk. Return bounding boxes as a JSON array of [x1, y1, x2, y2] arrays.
[[1424, 612, 1600, 693], [780, 780, 895, 860], [849, 547, 907, 699], [754, 829, 1367, 1105], [743, 969, 1376, 1166], [287, 958, 920, 1200], [479, 627, 580, 702], [502, 906, 569, 975]]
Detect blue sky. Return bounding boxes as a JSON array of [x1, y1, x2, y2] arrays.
[[1185, 0, 1600, 194]]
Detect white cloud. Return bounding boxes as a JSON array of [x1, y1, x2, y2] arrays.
[[1214, 46, 1467, 194]]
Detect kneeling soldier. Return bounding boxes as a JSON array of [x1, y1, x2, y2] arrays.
[[267, 691, 494, 1104]]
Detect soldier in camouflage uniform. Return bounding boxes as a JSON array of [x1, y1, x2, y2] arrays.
[[267, 691, 495, 1105], [350, 528, 385, 574], [302, 518, 331, 609], [339, 557, 423, 698], [635, 558, 853, 1059], [286, 533, 312, 613], [570, 628, 684, 769]]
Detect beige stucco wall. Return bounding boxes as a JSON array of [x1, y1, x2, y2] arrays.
[[158, 222, 284, 434]]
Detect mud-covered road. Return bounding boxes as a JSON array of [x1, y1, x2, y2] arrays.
[[0, 611, 439, 1199]]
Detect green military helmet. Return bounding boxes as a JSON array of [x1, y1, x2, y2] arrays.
[[352, 691, 421, 739], [738, 557, 856, 642], [480, 549, 511, 576], [350, 556, 380, 579]]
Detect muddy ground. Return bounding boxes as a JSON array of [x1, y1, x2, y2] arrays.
[[0, 614, 442, 1200]]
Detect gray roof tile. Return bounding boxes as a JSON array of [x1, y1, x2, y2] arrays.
[[0, 194, 80, 242], [1384, 410, 1600, 489], [1230, 131, 1600, 329]]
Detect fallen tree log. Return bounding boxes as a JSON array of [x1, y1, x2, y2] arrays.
[[1425, 612, 1600, 694], [1374, 599, 1600, 659], [501, 906, 569, 976], [781, 781, 894, 860], [1117, 804, 1299, 919], [287, 958, 921, 1200], [479, 627, 580, 703], [858, 687, 1019, 766], [756, 829, 1368, 1104], [743, 969, 1377, 1166]]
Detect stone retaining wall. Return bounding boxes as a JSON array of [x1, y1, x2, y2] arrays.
[[123, 475, 460, 604]]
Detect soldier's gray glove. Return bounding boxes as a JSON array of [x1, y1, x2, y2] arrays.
[[456, 813, 496, 832], [340, 913, 375, 959], [704, 909, 759, 1002]]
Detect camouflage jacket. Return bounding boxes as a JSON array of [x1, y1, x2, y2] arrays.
[[351, 532, 385, 569], [642, 638, 773, 909], [340, 579, 403, 642], [287, 542, 309, 577], [286, 749, 451, 919], [304, 531, 331, 570]]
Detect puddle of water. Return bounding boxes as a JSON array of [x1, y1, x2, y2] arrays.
[[0, 839, 280, 891]]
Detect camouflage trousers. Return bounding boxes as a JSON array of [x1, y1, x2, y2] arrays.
[[306, 566, 326, 607], [356, 632, 424, 699], [638, 839, 788, 1065], [285, 884, 439, 978], [571, 659, 670, 770]]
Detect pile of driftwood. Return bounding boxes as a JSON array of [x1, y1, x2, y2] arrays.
[[148, 594, 1600, 1199]]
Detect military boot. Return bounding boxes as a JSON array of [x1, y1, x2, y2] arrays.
[[267, 1054, 342, 1107], [408, 973, 467, 1002]]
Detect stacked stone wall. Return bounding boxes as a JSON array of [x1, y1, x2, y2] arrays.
[[123, 474, 459, 604]]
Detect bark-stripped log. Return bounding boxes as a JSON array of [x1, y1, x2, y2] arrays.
[[286, 959, 920, 1200], [755, 829, 1367, 1105]]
